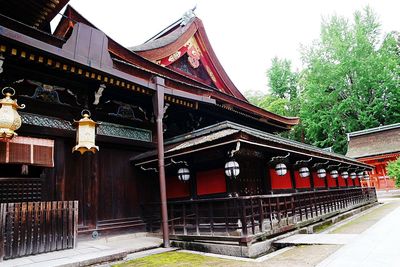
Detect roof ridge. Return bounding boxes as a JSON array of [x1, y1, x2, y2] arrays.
[[347, 122, 400, 137]]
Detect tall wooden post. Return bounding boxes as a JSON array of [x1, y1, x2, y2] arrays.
[[289, 165, 297, 192], [153, 77, 170, 247]]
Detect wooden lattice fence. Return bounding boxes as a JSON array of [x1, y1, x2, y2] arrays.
[[0, 201, 78, 261]]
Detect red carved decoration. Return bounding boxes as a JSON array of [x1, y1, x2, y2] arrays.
[[327, 174, 337, 188], [196, 169, 226, 196], [347, 177, 354, 187], [337, 175, 347, 187], [312, 171, 326, 188], [270, 169, 292, 190], [294, 171, 311, 189], [166, 176, 190, 199]]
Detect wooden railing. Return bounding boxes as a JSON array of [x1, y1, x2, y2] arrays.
[[145, 187, 376, 243], [0, 201, 78, 261]]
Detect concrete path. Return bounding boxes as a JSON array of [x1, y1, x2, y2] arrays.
[[1, 234, 163, 267], [274, 233, 358, 245], [317, 200, 400, 267]]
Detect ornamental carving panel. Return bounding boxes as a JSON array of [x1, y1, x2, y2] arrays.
[[21, 112, 152, 142], [97, 122, 152, 142]]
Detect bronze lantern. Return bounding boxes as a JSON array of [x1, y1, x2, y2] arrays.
[[72, 110, 99, 154], [0, 87, 25, 140]]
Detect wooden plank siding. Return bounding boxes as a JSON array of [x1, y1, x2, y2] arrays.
[[0, 201, 78, 261]]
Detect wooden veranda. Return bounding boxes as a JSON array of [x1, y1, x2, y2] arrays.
[[145, 187, 376, 245]]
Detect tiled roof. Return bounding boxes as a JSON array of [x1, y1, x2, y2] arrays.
[[133, 121, 371, 169], [346, 124, 400, 158], [347, 123, 400, 138]]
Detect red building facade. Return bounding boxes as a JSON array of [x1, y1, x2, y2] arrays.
[[347, 123, 400, 190], [0, 1, 377, 260]]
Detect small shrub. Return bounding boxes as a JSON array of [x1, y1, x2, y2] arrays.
[[387, 158, 400, 188]]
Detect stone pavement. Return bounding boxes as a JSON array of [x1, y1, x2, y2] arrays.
[[317, 198, 400, 267], [1, 234, 163, 267], [274, 233, 358, 245]]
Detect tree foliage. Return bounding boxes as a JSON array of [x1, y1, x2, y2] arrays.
[[387, 158, 400, 188], [267, 57, 299, 101], [249, 7, 400, 154], [300, 7, 400, 154]]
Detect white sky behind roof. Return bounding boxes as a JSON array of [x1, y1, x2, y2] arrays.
[[53, 0, 399, 95]]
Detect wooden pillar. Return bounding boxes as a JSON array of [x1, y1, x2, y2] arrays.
[[263, 164, 271, 194], [309, 167, 315, 190], [153, 77, 169, 248], [289, 165, 297, 192], [324, 173, 328, 189], [45, 138, 65, 201], [190, 164, 198, 199], [82, 152, 98, 230], [89, 153, 98, 230]]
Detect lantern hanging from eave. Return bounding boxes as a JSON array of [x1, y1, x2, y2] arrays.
[[330, 170, 339, 179], [299, 167, 310, 178], [177, 167, 190, 182], [0, 87, 25, 140], [275, 163, 287, 176], [225, 159, 240, 179], [317, 168, 326, 178], [341, 171, 349, 179], [72, 110, 99, 154]]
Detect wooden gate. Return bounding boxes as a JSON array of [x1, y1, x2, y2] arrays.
[[0, 201, 78, 261]]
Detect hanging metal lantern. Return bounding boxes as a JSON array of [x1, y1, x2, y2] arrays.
[[299, 167, 310, 178], [225, 159, 240, 179], [275, 163, 287, 176], [0, 87, 25, 139], [177, 167, 190, 181], [357, 172, 364, 179], [330, 170, 339, 179], [350, 172, 357, 179], [72, 110, 99, 154], [341, 171, 349, 179], [317, 168, 326, 178]]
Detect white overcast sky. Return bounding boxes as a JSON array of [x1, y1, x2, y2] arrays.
[[53, 0, 399, 94]]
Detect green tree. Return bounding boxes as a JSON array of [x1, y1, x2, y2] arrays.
[[267, 57, 299, 101], [387, 158, 400, 188], [245, 91, 292, 117], [300, 7, 400, 154]]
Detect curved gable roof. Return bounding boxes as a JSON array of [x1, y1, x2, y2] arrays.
[[131, 16, 248, 101], [53, 5, 299, 129]]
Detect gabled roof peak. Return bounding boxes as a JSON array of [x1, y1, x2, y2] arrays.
[[181, 6, 197, 26], [140, 6, 197, 45]]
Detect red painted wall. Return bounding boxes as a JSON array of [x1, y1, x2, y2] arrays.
[[347, 178, 354, 187], [270, 169, 292, 190], [327, 174, 337, 188], [354, 178, 361, 187], [312, 171, 326, 188], [196, 169, 226, 196], [166, 175, 190, 199], [294, 171, 311, 189], [337, 175, 346, 187]]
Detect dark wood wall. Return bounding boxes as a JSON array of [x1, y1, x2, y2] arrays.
[[51, 138, 146, 228]]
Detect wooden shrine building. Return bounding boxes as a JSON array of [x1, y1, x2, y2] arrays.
[[0, 1, 377, 259], [347, 123, 400, 190]]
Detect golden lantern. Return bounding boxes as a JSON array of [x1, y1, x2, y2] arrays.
[[72, 110, 99, 154], [0, 87, 25, 140]]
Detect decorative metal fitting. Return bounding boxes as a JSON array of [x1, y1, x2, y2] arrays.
[[0, 87, 25, 140], [72, 109, 99, 154]]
